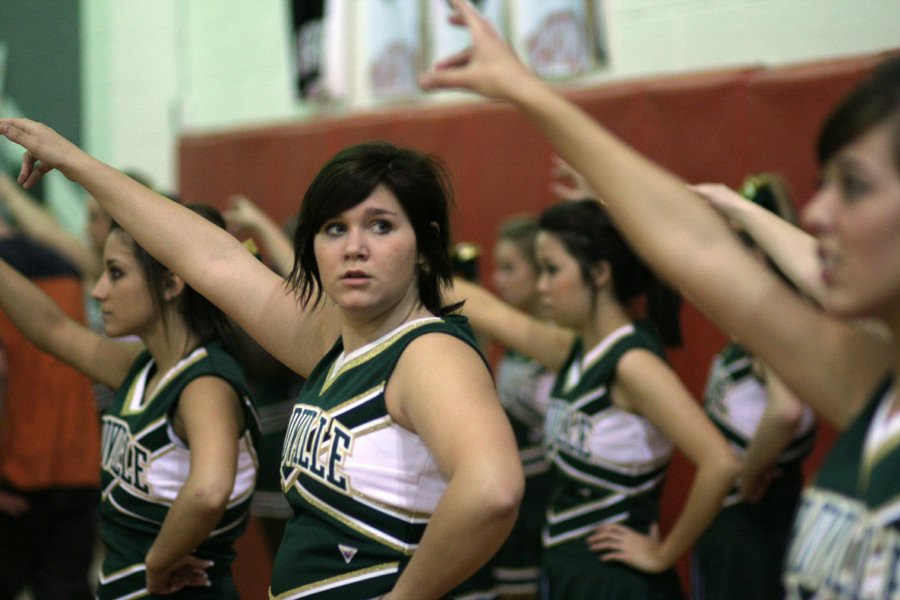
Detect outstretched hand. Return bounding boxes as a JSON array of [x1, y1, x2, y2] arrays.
[[419, 0, 534, 100], [0, 119, 84, 189]]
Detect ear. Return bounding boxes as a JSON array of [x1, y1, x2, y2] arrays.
[[162, 271, 186, 301], [590, 260, 612, 289]]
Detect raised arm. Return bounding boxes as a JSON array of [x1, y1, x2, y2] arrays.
[[224, 195, 295, 278], [450, 277, 574, 371], [385, 334, 523, 599], [587, 350, 741, 572], [0, 256, 138, 388], [0, 173, 100, 281], [0, 119, 339, 378], [420, 0, 892, 428], [690, 183, 823, 302], [143, 376, 244, 594]]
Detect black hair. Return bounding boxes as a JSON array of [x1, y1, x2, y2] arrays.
[[817, 53, 900, 171], [737, 173, 805, 293], [497, 214, 540, 271], [288, 141, 457, 315], [538, 199, 682, 346], [108, 203, 236, 356]]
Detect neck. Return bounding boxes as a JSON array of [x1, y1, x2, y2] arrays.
[[141, 316, 200, 373], [340, 302, 432, 354], [579, 294, 632, 350]]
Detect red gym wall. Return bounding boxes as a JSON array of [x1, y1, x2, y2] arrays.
[[178, 51, 890, 598]]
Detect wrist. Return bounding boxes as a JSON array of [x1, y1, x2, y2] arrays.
[[652, 540, 677, 573], [509, 72, 550, 107]]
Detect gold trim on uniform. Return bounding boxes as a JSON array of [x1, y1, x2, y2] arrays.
[[268, 561, 401, 600], [320, 318, 441, 395], [98, 562, 147, 584], [121, 348, 209, 415], [330, 383, 386, 415], [294, 479, 421, 554]]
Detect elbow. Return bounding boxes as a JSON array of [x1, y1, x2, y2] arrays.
[[773, 404, 805, 430], [480, 470, 524, 525], [700, 444, 742, 485], [717, 449, 743, 483], [185, 480, 232, 515]]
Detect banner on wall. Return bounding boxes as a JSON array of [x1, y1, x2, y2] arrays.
[[291, 0, 325, 99], [291, 0, 608, 104], [367, 0, 422, 98], [510, 0, 607, 79]]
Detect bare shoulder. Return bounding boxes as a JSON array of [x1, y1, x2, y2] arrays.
[[388, 329, 495, 433], [611, 347, 680, 414], [395, 330, 489, 381], [615, 347, 669, 380]]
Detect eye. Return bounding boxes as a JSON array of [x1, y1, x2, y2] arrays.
[[369, 219, 392, 234], [542, 263, 558, 276], [840, 173, 870, 200], [108, 267, 124, 281], [322, 222, 346, 236]]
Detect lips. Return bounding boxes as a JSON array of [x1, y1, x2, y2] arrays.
[[817, 245, 839, 284], [341, 270, 370, 282]]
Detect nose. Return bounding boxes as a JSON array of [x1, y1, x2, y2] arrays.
[[342, 227, 368, 261], [91, 274, 108, 301], [536, 271, 550, 294], [800, 184, 836, 238]]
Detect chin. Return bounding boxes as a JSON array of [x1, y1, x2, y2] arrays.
[[822, 292, 880, 322]]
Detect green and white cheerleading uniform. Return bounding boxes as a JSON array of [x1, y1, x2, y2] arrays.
[[784, 376, 900, 599], [98, 342, 259, 599], [491, 351, 555, 595], [270, 315, 483, 600], [540, 323, 683, 600], [693, 343, 815, 600]]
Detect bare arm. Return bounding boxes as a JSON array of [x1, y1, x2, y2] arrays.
[[419, 0, 892, 429], [0, 173, 100, 280], [144, 376, 244, 594], [0, 119, 339, 378], [450, 277, 574, 371], [384, 334, 524, 599], [588, 351, 740, 572], [0, 256, 139, 388], [224, 195, 295, 277], [740, 366, 809, 503], [692, 183, 894, 343], [691, 183, 824, 302]]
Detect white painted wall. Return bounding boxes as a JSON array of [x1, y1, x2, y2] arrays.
[[78, 0, 900, 193]]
